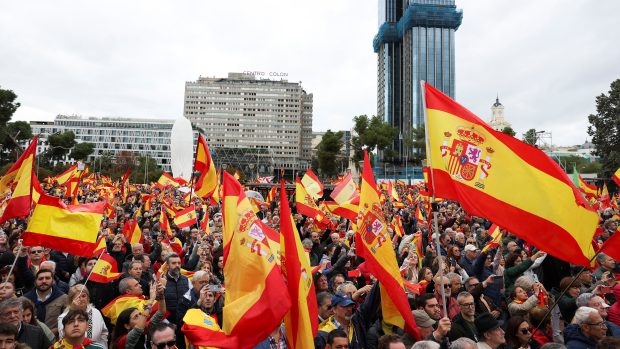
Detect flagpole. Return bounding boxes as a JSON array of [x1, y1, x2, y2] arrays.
[[419, 81, 448, 317], [75, 249, 106, 300], [4, 239, 23, 284]]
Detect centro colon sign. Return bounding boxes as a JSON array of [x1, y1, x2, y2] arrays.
[[243, 71, 288, 77]]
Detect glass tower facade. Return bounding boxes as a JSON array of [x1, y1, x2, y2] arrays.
[[375, 0, 462, 163]]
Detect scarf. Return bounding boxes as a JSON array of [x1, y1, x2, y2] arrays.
[[51, 337, 95, 349]]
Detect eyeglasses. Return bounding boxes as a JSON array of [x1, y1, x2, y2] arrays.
[[443, 284, 451, 289], [30, 250, 44, 254], [520, 327, 531, 335], [459, 302, 475, 308], [467, 283, 480, 288], [154, 340, 177, 349], [585, 322, 607, 329]]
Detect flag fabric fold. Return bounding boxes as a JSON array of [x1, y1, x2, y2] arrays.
[[193, 134, 218, 199], [612, 168, 620, 187], [356, 151, 421, 340], [90, 253, 123, 283], [181, 309, 238, 349], [423, 82, 598, 266], [279, 180, 318, 348], [221, 172, 291, 349], [173, 205, 198, 229], [330, 173, 359, 205], [23, 193, 104, 256], [0, 136, 38, 224], [300, 169, 324, 200]]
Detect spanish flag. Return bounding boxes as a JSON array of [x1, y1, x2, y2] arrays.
[[301, 169, 323, 200], [221, 172, 291, 349], [279, 181, 318, 347], [266, 185, 277, 205], [356, 151, 421, 340], [159, 207, 173, 238], [174, 205, 197, 229], [54, 164, 78, 186], [93, 236, 107, 256], [194, 134, 218, 199], [123, 219, 143, 245], [612, 168, 620, 187], [481, 224, 503, 253], [424, 82, 598, 265], [157, 172, 179, 188], [102, 295, 155, 324], [391, 215, 405, 237], [295, 178, 324, 221], [23, 193, 104, 257], [0, 136, 37, 224], [578, 175, 598, 199], [323, 197, 359, 221], [330, 173, 359, 205], [90, 253, 123, 283], [181, 309, 238, 349], [31, 171, 43, 205]]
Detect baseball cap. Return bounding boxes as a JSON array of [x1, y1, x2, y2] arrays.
[[412, 310, 436, 328], [464, 244, 479, 252], [331, 293, 355, 307]]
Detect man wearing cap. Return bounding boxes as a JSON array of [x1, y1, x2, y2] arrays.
[[403, 310, 451, 349], [459, 245, 479, 276], [314, 286, 380, 349], [475, 313, 505, 349]]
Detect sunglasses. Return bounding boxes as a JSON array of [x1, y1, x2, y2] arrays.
[[154, 341, 176, 349], [30, 250, 44, 254], [520, 328, 531, 335]]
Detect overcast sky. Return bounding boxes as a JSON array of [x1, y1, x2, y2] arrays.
[[2, 0, 619, 146]]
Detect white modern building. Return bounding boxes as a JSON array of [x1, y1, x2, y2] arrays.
[[30, 115, 185, 171], [184, 72, 313, 176]]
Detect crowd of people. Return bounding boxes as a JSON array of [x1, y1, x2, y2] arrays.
[[0, 174, 618, 349]]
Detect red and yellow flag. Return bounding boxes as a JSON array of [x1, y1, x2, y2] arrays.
[[93, 235, 107, 256], [295, 178, 325, 222], [356, 151, 421, 340], [0, 136, 37, 224], [221, 172, 291, 349], [194, 134, 218, 199], [174, 205, 197, 229], [123, 219, 143, 245], [31, 171, 43, 205], [330, 173, 359, 205], [157, 172, 179, 188], [578, 175, 598, 199], [54, 164, 78, 186], [300, 169, 324, 200], [424, 83, 598, 265], [481, 224, 503, 253], [266, 186, 277, 205], [279, 181, 318, 347], [23, 193, 104, 257], [612, 168, 620, 187], [90, 253, 123, 283], [391, 215, 405, 237], [323, 197, 359, 221], [102, 295, 155, 324], [159, 207, 173, 238], [181, 309, 238, 349]]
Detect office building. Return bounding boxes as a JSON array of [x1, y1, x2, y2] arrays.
[[184, 73, 313, 176], [376, 0, 462, 162], [30, 116, 182, 171]]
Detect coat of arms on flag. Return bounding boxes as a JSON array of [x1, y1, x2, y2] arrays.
[[358, 203, 389, 252], [440, 127, 493, 185]]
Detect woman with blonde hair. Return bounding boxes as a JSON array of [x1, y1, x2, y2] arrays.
[[57, 284, 108, 348]]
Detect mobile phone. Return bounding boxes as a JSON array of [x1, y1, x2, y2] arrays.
[[492, 275, 504, 283]]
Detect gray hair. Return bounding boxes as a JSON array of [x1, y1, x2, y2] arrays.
[[164, 252, 180, 264], [573, 306, 598, 325], [446, 272, 460, 281], [118, 277, 137, 294], [514, 275, 536, 292], [316, 292, 333, 306], [457, 291, 473, 302], [450, 337, 477, 349], [40, 260, 56, 271], [412, 340, 440, 349], [455, 232, 464, 240], [192, 270, 208, 281], [539, 343, 566, 349], [576, 293, 595, 308], [301, 238, 313, 248], [0, 298, 23, 313]]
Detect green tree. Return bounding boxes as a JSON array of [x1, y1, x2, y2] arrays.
[[70, 142, 95, 161], [0, 87, 20, 126], [134, 155, 163, 183], [317, 130, 344, 177], [522, 128, 537, 146], [403, 124, 426, 165], [351, 114, 399, 163], [502, 126, 516, 137], [46, 131, 76, 163], [587, 79, 620, 180], [1, 121, 33, 164]]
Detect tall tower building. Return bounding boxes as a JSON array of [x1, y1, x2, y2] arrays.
[[184, 73, 313, 177], [488, 96, 511, 131], [376, 0, 462, 163]]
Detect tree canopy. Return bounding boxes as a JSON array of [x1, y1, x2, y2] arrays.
[[587, 79, 620, 181], [522, 128, 537, 146], [317, 130, 344, 177], [70, 142, 95, 161], [0, 87, 20, 126], [501, 126, 516, 137], [352, 115, 399, 163], [46, 131, 76, 163]]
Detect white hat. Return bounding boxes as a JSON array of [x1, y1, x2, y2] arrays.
[[464, 244, 479, 252]]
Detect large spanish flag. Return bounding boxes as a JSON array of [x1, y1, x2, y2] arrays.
[[0, 136, 37, 224], [90, 253, 123, 283], [222, 172, 291, 349], [279, 181, 318, 348], [424, 82, 598, 265], [301, 169, 323, 200], [193, 134, 218, 199], [356, 151, 421, 340], [23, 193, 104, 256], [295, 178, 325, 221]]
